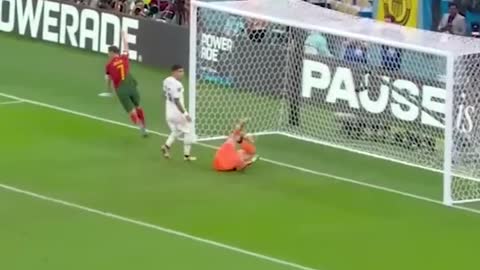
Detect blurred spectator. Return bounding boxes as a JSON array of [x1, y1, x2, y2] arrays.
[[381, 14, 402, 72], [343, 40, 367, 94], [97, 0, 111, 9], [74, 0, 88, 5], [472, 22, 480, 38], [247, 18, 268, 43], [160, 0, 177, 21], [175, 0, 187, 25], [438, 3, 467, 36], [131, 0, 146, 17], [138, 0, 162, 18], [112, 0, 128, 13], [383, 13, 395, 24], [184, 0, 190, 25], [344, 40, 367, 64], [304, 32, 333, 57], [88, 0, 188, 26], [148, 0, 160, 17], [303, 0, 331, 8]]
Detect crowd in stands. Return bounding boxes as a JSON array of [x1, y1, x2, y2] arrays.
[[304, 1, 478, 38], [72, 0, 189, 25], [67, 0, 479, 39]]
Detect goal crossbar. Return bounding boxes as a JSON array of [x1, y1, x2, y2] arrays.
[[194, 0, 469, 57], [190, 0, 480, 206]]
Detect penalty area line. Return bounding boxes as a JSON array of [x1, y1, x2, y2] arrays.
[[0, 100, 24, 106]]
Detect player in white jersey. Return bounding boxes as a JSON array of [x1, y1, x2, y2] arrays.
[[161, 65, 196, 161]]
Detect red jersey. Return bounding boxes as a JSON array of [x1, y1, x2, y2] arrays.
[[105, 54, 130, 89]]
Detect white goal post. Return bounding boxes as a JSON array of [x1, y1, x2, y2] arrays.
[[189, 0, 480, 206]]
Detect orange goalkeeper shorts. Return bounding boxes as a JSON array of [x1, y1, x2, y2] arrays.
[[213, 139, 245, 171]]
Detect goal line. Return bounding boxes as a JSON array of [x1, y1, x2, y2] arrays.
[[2, 91, 480, 216]]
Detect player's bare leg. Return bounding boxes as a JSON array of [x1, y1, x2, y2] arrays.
[[237, 138, 258, 169], [246, 155, 259, 166], [128, 110, 140, 126], [161, 145, 171, 159], [162, 131, 177, 159], [128, 109, 148, 138], [239, 136, 258, 165], [183, 132, 196, 161], [238, 149, 257, 166], [135, 106, 148, 137]]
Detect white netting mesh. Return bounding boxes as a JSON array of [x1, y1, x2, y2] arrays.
[[451, 54, 480, 203], [192, 0, 480, 204]]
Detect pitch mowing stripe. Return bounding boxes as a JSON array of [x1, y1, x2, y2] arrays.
[[1, 92, 480, 269], [2, 91, 480, 216], [0, 183, 319, 270], [0, 92, 321, 270]]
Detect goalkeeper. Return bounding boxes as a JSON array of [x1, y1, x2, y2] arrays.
[[213, 119, 258, 172]]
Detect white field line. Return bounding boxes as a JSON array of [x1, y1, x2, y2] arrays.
[[1, 91, 480, 266], [0, 183, 318, 270], [0, 92, 320, 270], [0, 100, 24, 105], [2, 92, 480, 217]]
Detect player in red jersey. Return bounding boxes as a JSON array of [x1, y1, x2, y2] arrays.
[[105, 31, 147, 137], [213, 119, 258, 172]]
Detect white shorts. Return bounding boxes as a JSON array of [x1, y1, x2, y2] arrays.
[[166, 112, 191, 134]]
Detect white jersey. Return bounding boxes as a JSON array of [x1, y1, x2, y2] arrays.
[[163, 76, 185, 116], [163, 76, 191, 134]]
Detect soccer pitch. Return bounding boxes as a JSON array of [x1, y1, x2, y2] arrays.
[[2, 33, 480, 270]]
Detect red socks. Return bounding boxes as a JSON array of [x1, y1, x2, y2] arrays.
[[130, 111, 139, 125], [136, 108, 145, 127], [129, 108, 146, 128]]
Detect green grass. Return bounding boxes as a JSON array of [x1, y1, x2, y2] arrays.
[[2, 32, 480, 270]]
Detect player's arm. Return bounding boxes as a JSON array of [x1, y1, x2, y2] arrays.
[[121, 30, 129, 55], [234, 118, 248, 133], [105, 73, 111, 88], [173, 98, 191, 122], [173, 98, 186, 114], [231, 118, 249, 141], [168, 82, 191, 121], [105, 70, 114, 95]]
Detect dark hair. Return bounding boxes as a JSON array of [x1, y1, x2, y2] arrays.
[[171, 64, 183, 71], [449, 3, 457, 8], [108, 46, 120, 54], [384, 14, 395, 23]]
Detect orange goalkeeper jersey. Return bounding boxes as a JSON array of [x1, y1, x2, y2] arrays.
[[213, 138, 243, 171]]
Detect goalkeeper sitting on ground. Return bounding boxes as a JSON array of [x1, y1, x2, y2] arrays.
[[213, 119, 258, 172]]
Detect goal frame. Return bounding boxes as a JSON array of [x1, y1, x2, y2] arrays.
[[189, 0, 457, 206]]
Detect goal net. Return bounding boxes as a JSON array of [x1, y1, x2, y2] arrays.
[[189, 0, 480, 205]]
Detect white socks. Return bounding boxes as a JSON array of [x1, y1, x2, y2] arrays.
[[165, 132, 176, 148], [184, 144, 191, 156]]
